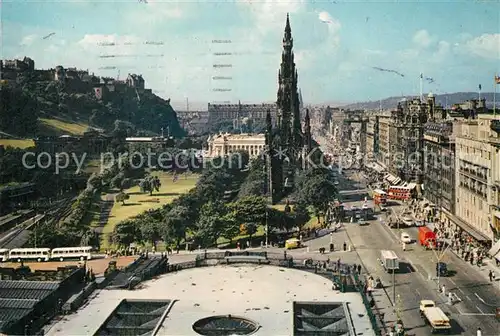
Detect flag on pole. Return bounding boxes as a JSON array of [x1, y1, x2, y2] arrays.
[[479, 84, 482, 91], [420, 73, 423, 79], [173, 173, 178, 182], [495, 75, 500, 84]]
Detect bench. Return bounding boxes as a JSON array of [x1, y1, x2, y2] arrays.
[[225, 255, 269, 265]]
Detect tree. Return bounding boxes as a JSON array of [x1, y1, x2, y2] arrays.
[[295, 170, 337, 223], [293, 201, 310, 232], [193, 201, 228, 247], [111, 173, 125, 190], [228, 196, 267, 224], [136, 213, 161, 248], [87, 173, 103, 190], [115, 192, 130, 205], [139, 175, 161, 196], [111, 220, 140, 248], [160, 205, 190, 248], [228, 196, 266, 241]]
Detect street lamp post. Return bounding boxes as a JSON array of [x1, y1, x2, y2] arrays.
[[392, 267, 396, 304], [265, 208, 269, 248]]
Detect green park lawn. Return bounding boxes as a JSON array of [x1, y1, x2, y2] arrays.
[[100, 172, 199, 249], [0, 139, 35, 149], [39, 118, 89, 135]]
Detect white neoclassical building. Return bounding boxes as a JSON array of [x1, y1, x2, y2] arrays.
[[206, 133, 266, 158]]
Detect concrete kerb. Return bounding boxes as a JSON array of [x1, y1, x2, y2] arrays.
[[341, 223, 388, 335]]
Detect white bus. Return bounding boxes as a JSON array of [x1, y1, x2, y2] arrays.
[[0, 249, 9, 262], [9, 248, 50, 262], [50, 246, 93, 261]]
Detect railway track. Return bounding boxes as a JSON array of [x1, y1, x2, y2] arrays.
[[0, 214, 45, 249]]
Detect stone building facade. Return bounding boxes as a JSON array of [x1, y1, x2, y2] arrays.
[[452, 115, 500, 243], [205, 133, 266, 158], [207, 102, 278, 126], [423, 121, 456, 214], [375, 112, 392, 169]]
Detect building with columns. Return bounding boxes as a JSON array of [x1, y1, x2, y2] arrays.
[[205, 133, 265, 158]]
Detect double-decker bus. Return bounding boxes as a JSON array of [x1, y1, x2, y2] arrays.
[[373, 189, 387, 205], [387, 186, 413, 201]]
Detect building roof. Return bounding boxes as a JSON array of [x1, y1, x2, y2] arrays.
[[0, 280, 60, 331], [209, 133, 265, 142]]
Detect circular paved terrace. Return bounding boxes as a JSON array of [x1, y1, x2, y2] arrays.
[[46, 264, 375, 336]]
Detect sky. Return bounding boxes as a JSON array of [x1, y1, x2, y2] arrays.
[[2, 0, 499, 110]]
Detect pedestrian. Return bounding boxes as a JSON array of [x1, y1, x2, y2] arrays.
[[343, 242, 347, 251], [357, 264, 362, 274], [477, 327, 482, 336], [488, 270, 493, 282], [402, 242, 406, 251], [441, 284, 446, 296]]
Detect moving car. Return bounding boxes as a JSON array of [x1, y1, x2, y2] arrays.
[[285, 238, 301, 249], [436, 262, 448, 277], [419, 300, 451, 333], [401, 232, 412, 244], [415, 220, 424, 227], [401, 217, 414, 227], [379, 205, 387, 212]]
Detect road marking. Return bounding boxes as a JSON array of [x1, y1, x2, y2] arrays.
[[415, 289, 421, 297], [461, 312, 494, 316], [466, 296, 470, 300], [474, 293, 485, 303], [449, 279, 465, 294], [476, 306, 485, 314]]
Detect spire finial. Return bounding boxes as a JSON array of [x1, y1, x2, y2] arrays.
[[285, 13, 291, 33]]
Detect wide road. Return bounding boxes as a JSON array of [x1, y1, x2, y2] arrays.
[[342, 169, 500, 335]]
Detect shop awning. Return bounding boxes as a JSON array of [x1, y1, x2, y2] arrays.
[[407, 183, 417, 189], [393, 177, 402, 185], [442, 208, 491, 242], [489, 239, 500, 260]]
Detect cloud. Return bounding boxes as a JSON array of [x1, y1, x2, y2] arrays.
[[464, 33, 500, 59], [432, 40, 450, 61], [241, 0, 305, 34], [317, 11, 341, 48], [413, 29, 433, 48], [20, 34, 37, 46]]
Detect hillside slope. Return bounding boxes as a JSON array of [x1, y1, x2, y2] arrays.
[[0, 75, 184, 137], [340, 92, 495, 110]]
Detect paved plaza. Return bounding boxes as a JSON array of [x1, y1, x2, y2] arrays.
[[46, 265, 375, 336]]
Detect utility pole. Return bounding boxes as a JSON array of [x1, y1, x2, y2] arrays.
[[392, 267, 396, 304]]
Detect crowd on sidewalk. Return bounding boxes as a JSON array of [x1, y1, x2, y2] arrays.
[[409, 198, 500, 270]]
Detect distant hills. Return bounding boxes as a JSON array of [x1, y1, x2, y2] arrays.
[[339, 92, 496, 110]]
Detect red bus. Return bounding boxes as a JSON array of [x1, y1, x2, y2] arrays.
[[373, 189, 387, 205], [387, 186, 412, 201]]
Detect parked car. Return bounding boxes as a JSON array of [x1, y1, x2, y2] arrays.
[[380, 205, 387, 212]]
